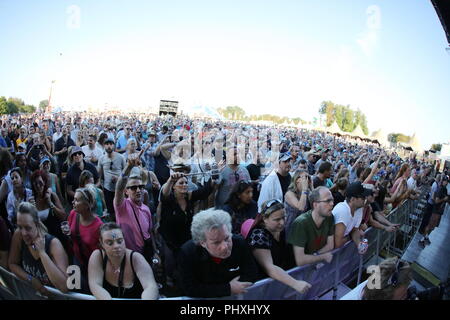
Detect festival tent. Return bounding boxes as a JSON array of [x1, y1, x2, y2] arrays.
[[409, 133, 423, 153], [371, 129, 389, 147], [350, 124, 367, 139], [326, 121, 343, 135]]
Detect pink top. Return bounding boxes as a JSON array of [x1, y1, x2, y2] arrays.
[[390, 177, 403, 194], [68, 210, 103, 266], [114, 198, 152, 253]]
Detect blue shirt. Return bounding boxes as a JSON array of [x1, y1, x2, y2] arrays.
[[116, 134, 135, 151], [0, 136, 7, 148]]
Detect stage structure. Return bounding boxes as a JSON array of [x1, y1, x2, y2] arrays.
[[159, 100, 178, 116]]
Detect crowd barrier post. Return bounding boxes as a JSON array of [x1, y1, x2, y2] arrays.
[[356, 255, 363, 286], [375, 229, 381, 265], [332, 250, 341, 300]]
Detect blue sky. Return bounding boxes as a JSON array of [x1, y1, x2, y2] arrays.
[[0, 0, 449, 149]]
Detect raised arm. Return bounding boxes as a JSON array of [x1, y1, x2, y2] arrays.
[[285, 190, 308, 212], [363, 156, 381, 184], [113, 160, 134, 209], [352, 153, 366, 171]]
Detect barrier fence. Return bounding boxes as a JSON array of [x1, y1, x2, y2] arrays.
[[0, 187, 430, 300]]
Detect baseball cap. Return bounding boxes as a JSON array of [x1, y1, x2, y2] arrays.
[[70, 146, 85, 158], [346, 181, 372, 198], [279, 152, 292, 162], [148, 130, 156, 136], [40, 157, 51, 166], [104, 138, 115, 144]]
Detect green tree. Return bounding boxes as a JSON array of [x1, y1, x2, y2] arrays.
[[0, 96, 8, 114], [389, 133, 411, 143], [342, 107, 354, 132], [6, 101, 19, 114], [334, 104, 344, 130], [431, 144, 442, 152]]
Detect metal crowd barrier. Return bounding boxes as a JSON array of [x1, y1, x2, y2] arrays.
[[0, 192, 428, 301]]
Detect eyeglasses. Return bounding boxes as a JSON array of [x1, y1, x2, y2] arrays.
[[127, 185, 145, 191], [316, 198, 334, 204]]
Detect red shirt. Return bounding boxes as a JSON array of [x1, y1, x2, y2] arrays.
[[68, 210, 103, 266]]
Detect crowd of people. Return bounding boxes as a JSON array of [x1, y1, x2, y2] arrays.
[[0, 111, 448, 300]]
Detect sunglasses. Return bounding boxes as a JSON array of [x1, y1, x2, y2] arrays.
[[72, 152, 83, 157], [262, 199, 284, 216], [127, 184, 145, 191], [110, 161, 114, 171]]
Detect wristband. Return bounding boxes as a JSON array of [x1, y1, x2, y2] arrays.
[[27, 274, 33, 283], [121, 173, 129, 179], [302, 191, 309, 195]]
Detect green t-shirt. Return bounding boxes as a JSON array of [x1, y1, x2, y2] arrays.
[[287, 210, 335, 255]]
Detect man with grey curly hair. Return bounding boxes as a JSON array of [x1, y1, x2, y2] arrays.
[[177, 208, 258, 298]]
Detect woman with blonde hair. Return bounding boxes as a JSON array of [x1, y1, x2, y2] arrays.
[[79, 170, 108, 221], [8, 202, 69, 295], [66, 186, 103, 283], [333, 167, 349, 184], [389, 163, 411, 208], [284, 169, 312, 236]]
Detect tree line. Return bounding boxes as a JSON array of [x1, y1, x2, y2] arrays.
[[0, 96, 37, 115], [216, 106, 306, 126], [318, 100, 369, 135]]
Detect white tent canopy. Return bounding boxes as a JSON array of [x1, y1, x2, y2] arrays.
[[409, 133, 423, 152], [326, 121, 343, 134], [350, 124, 367, 139], [372, 128, 389, 146]]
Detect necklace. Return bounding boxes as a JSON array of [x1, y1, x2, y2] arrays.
[[109, 256, 124, 275]]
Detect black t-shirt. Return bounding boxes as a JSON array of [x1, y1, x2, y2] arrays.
[[66, 161, 99, 192], [313, 176, 326, 188], [247, 228, 295, 279], [332, 191, 346, 207], [370, 201, 382, 213], [246, 164, 262, 181], [0, 217, 11, 251], [277, 172, 291, 197]]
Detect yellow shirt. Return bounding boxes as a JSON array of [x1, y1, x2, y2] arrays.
[[16, 137, 28, 146]]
